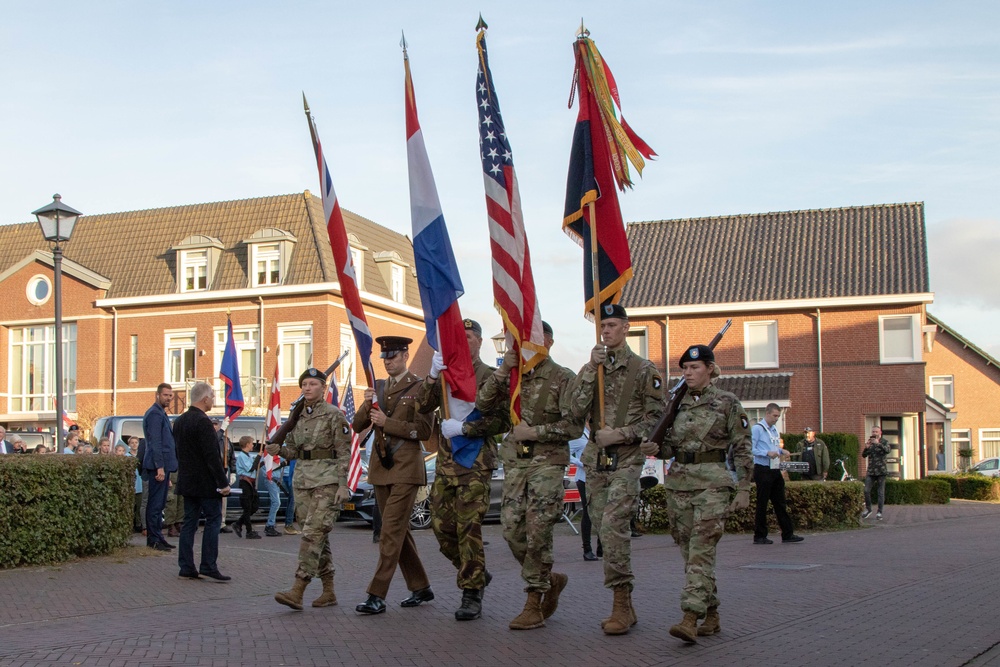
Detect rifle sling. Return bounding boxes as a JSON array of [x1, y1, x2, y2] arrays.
[[592, 354, 643, 433]]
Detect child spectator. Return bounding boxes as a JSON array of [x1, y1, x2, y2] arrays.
[[234, 436, 261, 539], [127, 436, 144, 533]]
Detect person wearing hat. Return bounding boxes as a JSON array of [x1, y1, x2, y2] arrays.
[[266, 367, 353, 610], [794, 427, 830, 481], [478, 320, 582, 630], [416, 318, 510, 621], [641, 344, 753, 643], [353, 336, 434, 615], [567, 304, 664, 635]]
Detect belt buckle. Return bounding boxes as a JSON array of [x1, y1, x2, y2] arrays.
[[516, 442, 534, 459], [596, 450, 618, 472], [302, 450, 311, 461]]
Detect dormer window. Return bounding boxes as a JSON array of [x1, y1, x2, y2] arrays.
[[348, 233, 367, 290], [373, 250, 409, 305], [391, 264, 404, 302], [171, 235, 223, 293], [243, 228, 296, 289]]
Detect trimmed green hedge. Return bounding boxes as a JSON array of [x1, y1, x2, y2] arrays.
[[884, 478, 950, 505], [784, 431, 861, 480], [0, 455, 134, 568], [931, 474, 1000, 501]]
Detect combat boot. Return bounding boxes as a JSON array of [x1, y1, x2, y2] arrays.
[[312, 574, 337, 607], [455, 588, 482, 621], [540, 572, 568, 619], [508, 591, 545, 630], [669, 611, 700, 643], [697, 606, 720, 636], [601, 587, 637, 630], [603, 586, 634, 635], [274, 577, 310, 611]]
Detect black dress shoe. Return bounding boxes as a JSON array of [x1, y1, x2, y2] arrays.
[[753, 537, 773, 545], [220, 525, 233, 534], [782, 535, 805, 543], [160, 541, 176, 550], [198, 570, 232, 582], [372, 532, 380, 544], [583, 550, 599, 561], [356, 594, 386, 614], [484, 570, 493, 588], [178, 570, 201, 580], [149, 542, 172, 552], [400, 587, 434, 607]]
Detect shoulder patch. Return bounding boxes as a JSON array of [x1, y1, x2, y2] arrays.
[[740, 414, 749, 429], [652, 376, 662, 390], [342, 425, 350, 435]]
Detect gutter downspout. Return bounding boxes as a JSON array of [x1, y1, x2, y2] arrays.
[[816, 308, 824, 432], [663, 316, 670, 384], [258, 296, 265, 398], [111, 307, 118, 415]]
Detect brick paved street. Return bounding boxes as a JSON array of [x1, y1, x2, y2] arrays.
[[3, 500, 1000, 666]]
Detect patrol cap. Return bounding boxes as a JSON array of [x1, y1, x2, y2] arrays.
[[679, 344, 715, 366], [804, 426, 815, 433], [67, 424, 80, 432], [542, 321, 553, 337], [298, 367, 327, 386], [463, 319, 482, 337], [376, 335, 412, 358], [599, 303, 628, 321]]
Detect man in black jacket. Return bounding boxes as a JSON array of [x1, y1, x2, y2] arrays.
[[173, 381, 232, 581]]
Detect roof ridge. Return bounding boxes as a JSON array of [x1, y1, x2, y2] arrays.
[[76, 192, 306, 219], [628, 201, 924, 227]]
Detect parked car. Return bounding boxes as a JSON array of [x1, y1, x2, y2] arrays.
[[969, 457, 1000, 477], [93, 414, 269, 451], [7, 431, 55, 452]]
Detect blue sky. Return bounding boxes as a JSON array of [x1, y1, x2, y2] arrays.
[[2, 1, 998, 369]]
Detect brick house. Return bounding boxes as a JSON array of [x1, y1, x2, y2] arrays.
[[621, 202, 938, 479], [0, 192, 429, 434], [924, 313, 1000, 471]]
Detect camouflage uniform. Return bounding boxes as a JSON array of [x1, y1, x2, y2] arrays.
[[417, 357, 509, 590], [276, 399, 352, 581], [568, 343, 663, 589], [663, 383, 752, 616], [478, 356, 581, 592]]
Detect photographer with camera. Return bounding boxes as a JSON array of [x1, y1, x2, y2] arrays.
[[862, 426, 891, 520]]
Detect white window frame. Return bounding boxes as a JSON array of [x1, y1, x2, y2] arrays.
[[744, 320, 779, 369], [339, 324, 356, 385], [929, 375, 955, 407], [252, 242, 282, 287], [278, 324, 313, 383], [180, 249, 208, 292], [8, 324, 77, 412], [980, 428, 1000, 460], [390, 264, 405, 303], [879, 314, 921, 364], [626, 327, 648, 359], [165, 331, 197, 384], [130, 334, 138, 382], [350, 246, 365, 289]]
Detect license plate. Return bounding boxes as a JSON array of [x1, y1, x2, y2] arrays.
[[342, 503, 355, 510]]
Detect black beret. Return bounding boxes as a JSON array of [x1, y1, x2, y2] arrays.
[[376, 335, 412, 358], [298, 367, 327, 386], [679, 344, 714, 366], [599, 303, 628, 320], [542, 321, 553, 337], [463, 319, 482, 336]]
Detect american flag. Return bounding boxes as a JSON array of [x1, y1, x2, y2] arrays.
[[340, 377, 363, 492], [475, 27, 547, 422]]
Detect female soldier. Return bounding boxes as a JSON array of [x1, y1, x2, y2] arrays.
[[644, 344, 752, 643]]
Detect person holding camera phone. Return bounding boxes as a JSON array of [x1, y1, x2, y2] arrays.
[[862, 426, 891, 520]]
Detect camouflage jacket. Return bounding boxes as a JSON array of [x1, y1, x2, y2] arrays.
[[568, 343, 664, 469], [863, 437, 892, 477], [478, 356, 581, 468], [279, 399, 352, 490], [417, 357, 509, 477], [663, 383, 752, 491]]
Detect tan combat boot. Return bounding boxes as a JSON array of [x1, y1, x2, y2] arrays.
[[312, 574, 337, 607], [540, 572, 568, 619], [625, 588, 638, 628], [274, 577, 310, 611], [508, 591, 545, 630], [669, 611, 700, 643], [602, 586, 633, 635], [698, 606, 720, 636]]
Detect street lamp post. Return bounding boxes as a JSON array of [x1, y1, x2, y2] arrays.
[[491, 332, 507, 368], [33, 194, 82, 454]]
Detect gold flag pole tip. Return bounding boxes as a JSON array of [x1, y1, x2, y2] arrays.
[[476, 14, 488, 32]]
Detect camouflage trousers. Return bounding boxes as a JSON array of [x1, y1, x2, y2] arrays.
[[501, 464, 564, 592], [430, 470, 491, 590], [163, 471, 183, 525], [665, 487, 731, 616], [294, 484, 341, 581], [586, 462, 641, 589]]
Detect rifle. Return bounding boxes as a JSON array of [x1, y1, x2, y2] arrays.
[[647, 319, 732, 458], [266, 350, 350, 446]]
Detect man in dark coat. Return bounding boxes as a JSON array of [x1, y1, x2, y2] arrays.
[[143, 383, 178, 551], [173, 381, 231, 581]]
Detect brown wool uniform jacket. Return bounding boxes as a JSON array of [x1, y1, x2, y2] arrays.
[[353, 370, 433, 486]]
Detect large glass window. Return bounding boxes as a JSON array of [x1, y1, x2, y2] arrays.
[[626, 327, 648, 359], [165, 332, 196, 384], [181, 250, 208, 292], [253, 243, 281, 287], [745, 320, 778, 369], [278, 325, 313, 382], [130, 335, 138, 382], [214, 327, 260, 405], [350, 246, 365, 289], [879, 314, 920, 364], [980, 429, 1000, 460], [339, 324, 356, 385], [929, 375, 954, 407], [390, 264, 405, 303], [952, 428, 971, 470], [9, 324, 77, 412]]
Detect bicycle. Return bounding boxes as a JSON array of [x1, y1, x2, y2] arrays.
[[833, 457, 855, 482]]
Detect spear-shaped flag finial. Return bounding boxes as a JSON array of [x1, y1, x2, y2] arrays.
[[400, 30, 408, 59], [302, 92, 310, 114], [576, 18, 589, 40], [476, 14, 488, 32]]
